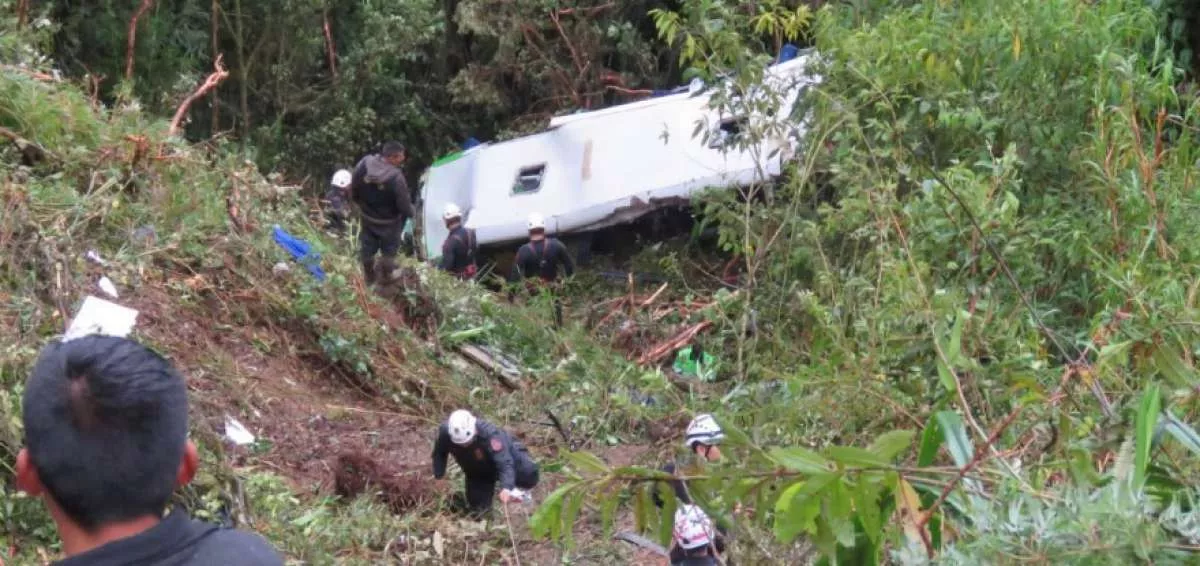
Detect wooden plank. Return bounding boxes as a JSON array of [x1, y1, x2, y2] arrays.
[[613, 531, 669, 557], [456, 344, 523, 390]]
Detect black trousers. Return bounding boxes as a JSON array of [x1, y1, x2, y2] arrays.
[[457, 456, 540, 517], [359, 221, 402, 262]]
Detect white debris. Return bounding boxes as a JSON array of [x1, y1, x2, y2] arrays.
[[432, 531, 444, 558], [97, 276, 119, 299], [84, 250, 108, 266], [223, 416, 256, 446], [272, 262, 291, 275], [64, 296, 139, 342]]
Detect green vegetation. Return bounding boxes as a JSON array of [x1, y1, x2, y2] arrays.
[[5, 0, 1200, 564]]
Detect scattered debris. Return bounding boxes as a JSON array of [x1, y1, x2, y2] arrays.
[[637, 321, 713, 366], [84, 249, 108, 266], [64, 296, 139, 342], [456, 344, 523, 390], [97, 275, 118, 299], [131, 225, 157, 247], [223, 416, 256, 446], [614, 531, 669, 557], [271, 262, 291, 276], [271, 225, 326, 281]]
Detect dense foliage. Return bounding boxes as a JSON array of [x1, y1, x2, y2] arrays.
[[6, 0, 1200, 564]]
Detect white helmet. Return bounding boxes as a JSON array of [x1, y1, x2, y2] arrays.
[[685, 414, 724, 448], [527, 213, 545, 231], [673, 504, 714, 550], [448, 410, 477, 445], [443, 203, 463, 221], [331, 169, 352, 188]]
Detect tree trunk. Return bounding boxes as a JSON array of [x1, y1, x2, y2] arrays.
[[323, 7, 338, 80], [233, 0, 250, 140], [125, 0, 156, 82], [211, 0, 221, 135], [16, 0, 29, 29], [440, 0, 468, 78]]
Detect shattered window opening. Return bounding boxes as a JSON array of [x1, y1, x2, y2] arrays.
[[709, 116, 749, 148], [513, 164, 546, 195]]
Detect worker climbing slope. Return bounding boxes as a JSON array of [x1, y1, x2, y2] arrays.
[[657, 414, 731, 564], [437, 203, 479, 280], [350, 141, 413, 285], [671, 504, 722, 566], [431, 410, 539, 518], [323, 169, 352, 235]]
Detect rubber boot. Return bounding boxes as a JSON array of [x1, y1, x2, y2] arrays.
[[378, 256, 398, 284], [362, 258, 377, 286]]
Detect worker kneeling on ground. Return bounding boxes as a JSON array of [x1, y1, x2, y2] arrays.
[[671, 504, 721, 566], [431, 409, 539, 518], [437, 203, 478, 280]]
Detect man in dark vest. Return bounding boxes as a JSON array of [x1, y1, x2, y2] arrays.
[[508, 212, 574, 326], [350, 141, 413, 285], [431, 410, 539, 518], [437, 203, 478, 280], [508, 212, 574, 283]]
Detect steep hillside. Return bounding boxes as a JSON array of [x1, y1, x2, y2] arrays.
[[9, 0, 1200, 564], [0, 54, 692, 564]]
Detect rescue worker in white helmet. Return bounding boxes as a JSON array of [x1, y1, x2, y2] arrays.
[[323, 169, 353, 234], [431, 409, 539, 518], [437, 203, 479, 280], [656, 414, 730, 563], [508, 212, 574, 327], [671, 504, 721, 566], [508, 213, 574, 284]]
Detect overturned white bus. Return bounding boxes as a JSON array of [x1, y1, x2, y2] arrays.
[[416, 49, 821, 262]]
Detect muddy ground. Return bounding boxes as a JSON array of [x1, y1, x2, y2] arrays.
[[125, 281, 669, 564]]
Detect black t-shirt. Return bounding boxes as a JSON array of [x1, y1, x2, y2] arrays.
[[53, 508, 282, 566]]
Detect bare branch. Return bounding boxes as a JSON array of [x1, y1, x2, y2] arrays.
[[126, 0, 157, 81], [169, 55, 230, 137]]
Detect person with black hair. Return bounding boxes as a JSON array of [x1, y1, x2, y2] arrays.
[[350, 141, 414, 285], [16, 335, 282, 566]]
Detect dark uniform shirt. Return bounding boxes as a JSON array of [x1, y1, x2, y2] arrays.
[[52, 508, 282, 566], [509, 238, 574, 282], [350, 154, 413, 225], [439, 225, 478, 275], [431, 419, 528, 490]]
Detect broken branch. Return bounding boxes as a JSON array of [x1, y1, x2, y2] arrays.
[[637, 321, 712, 365], [1, 64, 57, 82], [322, 8, 338, 79], [169, 55, 230, 138], [126, 0, 157, 81], [555, 2, 616, 17], [639, 283, 669, 308]]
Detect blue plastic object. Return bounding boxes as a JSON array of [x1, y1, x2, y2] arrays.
[[776, 43, 799, 64], [272, 225, 326, 281], [462, 137, 481, 150]]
